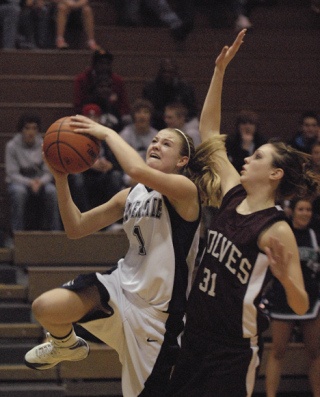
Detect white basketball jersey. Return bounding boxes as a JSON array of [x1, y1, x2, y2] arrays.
[[118, 183, 200, 313]]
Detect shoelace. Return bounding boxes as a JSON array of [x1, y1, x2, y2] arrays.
[[36, 342, 55, 358]]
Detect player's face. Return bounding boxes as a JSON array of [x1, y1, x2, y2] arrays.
[[146, 129, 185, 173], [240, 144, 277, 183], [292, 200, 312, 229]]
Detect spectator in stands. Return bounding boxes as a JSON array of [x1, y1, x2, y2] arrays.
[[5, 114, 60, 232], [226, 109, 266, 173], [201, 0, 251, 30], [142, 57, 198, 131], [81, 103, 124, 210], [310, 141, 320, 237], [119, 0, 193, 41], [17, 0, 51, 49], [74, 49, 131, 127], [264, 197, 320, 397], [23, 112, 215, 396], [289, 111, 319, 154], [119, 98, 158, 186], [164, 102, 200, 147], [54, 0, 99, 50], [0, 0, 20, 49], [81, 74, 123, 132]]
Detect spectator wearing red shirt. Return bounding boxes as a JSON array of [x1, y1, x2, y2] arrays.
[[74, 49, 132, 127]]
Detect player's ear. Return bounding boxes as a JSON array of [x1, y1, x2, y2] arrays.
[[177, 156, 189, 169], [270, 168, 283, 181]]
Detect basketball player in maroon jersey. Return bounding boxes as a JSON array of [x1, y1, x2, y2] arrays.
[[169, 29, 320, 397]]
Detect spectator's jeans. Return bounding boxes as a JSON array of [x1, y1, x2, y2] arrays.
[[0, 2, 20, 48], [125, 0, 182, 28], [7, 182, 61, 232]]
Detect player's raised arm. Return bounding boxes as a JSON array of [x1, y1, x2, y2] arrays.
[[199, 29, 246, 143]]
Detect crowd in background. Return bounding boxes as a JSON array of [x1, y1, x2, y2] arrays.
[[2, 46, 320, 239], [1, 0, 319, 50]]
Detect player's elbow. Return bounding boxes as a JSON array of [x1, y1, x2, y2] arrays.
[[65, 228, 82, 240]]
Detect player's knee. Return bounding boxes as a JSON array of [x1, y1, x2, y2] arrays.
[[32, 295, 51, 322]]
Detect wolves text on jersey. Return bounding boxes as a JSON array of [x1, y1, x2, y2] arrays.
[[206, 230, 252, 284], [123, 197, 163, 222]]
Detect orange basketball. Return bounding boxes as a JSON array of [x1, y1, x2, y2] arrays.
[[43, 116, 100, 174]]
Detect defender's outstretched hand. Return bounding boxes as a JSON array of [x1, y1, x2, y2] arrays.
[[215, 29, 246, 73]]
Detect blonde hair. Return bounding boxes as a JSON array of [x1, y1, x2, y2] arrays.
[[187, 135, 226, 207]]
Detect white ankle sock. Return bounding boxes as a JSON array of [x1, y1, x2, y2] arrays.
[[50, 329, 78, 348]]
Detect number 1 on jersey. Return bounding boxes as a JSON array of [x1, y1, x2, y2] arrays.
[[133, 226, 146, 255]]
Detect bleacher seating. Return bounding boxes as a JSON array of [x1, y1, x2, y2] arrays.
[[0, 231, 126, 396], [0, 1, 319, 233]]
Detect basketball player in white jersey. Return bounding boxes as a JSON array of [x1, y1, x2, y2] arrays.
[[24, 115, 220, 396]]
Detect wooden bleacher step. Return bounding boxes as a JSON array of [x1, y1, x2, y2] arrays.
[[0, 323, 43, 339], [13, 231, 128, 266], [0, 382, 66, 397], [0, 284, 28, 301], [0, 364, 58, 381], [27, 266, 111, 301], [0, 302, 31, 323], [0, 342, 40, 365], [0, 247, 13, 263], [64, 379, 122, 397]]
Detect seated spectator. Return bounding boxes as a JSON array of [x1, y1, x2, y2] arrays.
[[74, 49, 131, 127], [81, 103, 124, 211], [142, 57, 198, 130], [82, 76, 123, 132], [17, 0, 51, 49], [119, 98, 158, 186], [0, 0, 20, 49], [5, 114, 60, 232], [163, 102, 200, 147], [54, 0, 99, 50], [289, 110, 319, 154], [226, 109, 266, 173], [119, 0, 193, 41]]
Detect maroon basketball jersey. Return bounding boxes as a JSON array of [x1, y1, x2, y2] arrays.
[[185, 184, 287, 340]]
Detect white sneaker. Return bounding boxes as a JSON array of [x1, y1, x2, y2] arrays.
[[24, 335, 89, 370]]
